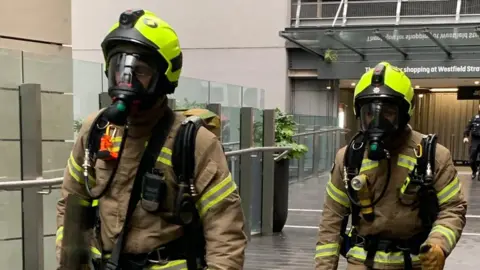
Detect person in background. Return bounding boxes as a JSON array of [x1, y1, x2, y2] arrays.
[[463, 103, 480, 180]]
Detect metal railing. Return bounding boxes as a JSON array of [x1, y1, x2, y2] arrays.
[[292, 0, 480, 26], [0, 146, 292, 190], [0, 127, 347, 191], [0, 127, 347, 270]]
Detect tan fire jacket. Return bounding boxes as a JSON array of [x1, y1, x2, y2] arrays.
[[315, 128, 467, 269], [56, 102, 247, 270]]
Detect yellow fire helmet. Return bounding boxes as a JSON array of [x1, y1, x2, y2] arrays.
[[101, 9, 182, 94], [353, 62, 415, 124]]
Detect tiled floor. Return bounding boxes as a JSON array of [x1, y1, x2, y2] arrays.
[[245, 168, 480, 270]]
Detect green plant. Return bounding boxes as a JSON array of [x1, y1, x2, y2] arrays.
[[274, 108, 308, 160], [73, 119, 83, 133], [253, 121, 263, 147], [176, 98, 206, 110], [324, 49, 338, 63]]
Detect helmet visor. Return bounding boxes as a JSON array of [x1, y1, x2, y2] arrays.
[[107, 53, 160, 95], [359, 101, 399, 133]]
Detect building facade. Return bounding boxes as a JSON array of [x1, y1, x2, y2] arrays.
[[0, 1, 73, 269], [282, 0, 480, 162]]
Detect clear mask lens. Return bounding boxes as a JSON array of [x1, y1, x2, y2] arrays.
[[360, 101, 399, 132], [107, 53, 158, 94]]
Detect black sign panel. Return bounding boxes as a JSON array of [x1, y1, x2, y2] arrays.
[[457, 86, 480, 100], [318, 59, 480, 79]]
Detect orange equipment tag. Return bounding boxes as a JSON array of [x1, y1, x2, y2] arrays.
[[97, 125, 119, 160]]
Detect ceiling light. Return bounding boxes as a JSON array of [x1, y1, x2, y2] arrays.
[[415, 85, 420, 89], [351, 82, 356, 86], [475, 81, 479, 85], [430, 88, 458, 92], [326, 86, 331, 90], [418, 94, 424, 98]]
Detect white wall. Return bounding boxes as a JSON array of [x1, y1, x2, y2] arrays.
[[71, 0, 291, 110]]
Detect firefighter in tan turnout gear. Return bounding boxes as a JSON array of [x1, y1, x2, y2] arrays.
[[315, 62, 467, 270], [55, 9, 247, 270]]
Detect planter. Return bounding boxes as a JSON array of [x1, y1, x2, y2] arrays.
[[273, 158, 290, 233]]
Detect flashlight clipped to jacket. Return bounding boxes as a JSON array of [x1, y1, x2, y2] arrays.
[[351, 174, 375, 222]]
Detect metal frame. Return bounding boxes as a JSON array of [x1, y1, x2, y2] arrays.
[[261, 110, 275, 235], [239, 107, 253, 240], [455, 0, 463, 22], [293, 0, 471, 26], [294, 0, 302, 28], [98, 92, 112, 109], [285, 22, 480, 32], [423, 28, 453, 59], [167, 98, 176, 110], [2, 128, 348, 190], [324, 30, 366, 60], [98, 92, 111, 109], [282, 22, 480, 61], [395, 0, 402, 25], [296, 125, 306, 180], [374, 29, 408, 59], [279, 31, 325, 59], [19, 84, 44, 270], [332, 0, 345, 27]]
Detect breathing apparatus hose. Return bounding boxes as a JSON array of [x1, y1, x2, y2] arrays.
[[345, 133, 392, 209], [83, 118, 130, 199]]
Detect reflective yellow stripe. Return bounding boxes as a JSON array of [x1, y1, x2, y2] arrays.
[[109, 136, 123, 152], [91, 246, 102, 259], [144, 141, 173, 167], [149, 260, 188, 270], [430, 225, 457, 249], [92, 199, 99, 207], [315, 243, 340, 258], [326, 176, 350, 207], [347, 246, 420, 265], [107, 136, 173, 167], [111, 136, 122, 143], [67, 152, 95, 185], [360, 159, 379, 172], [157, 147, 172, 166], [56, 226, 63, 243], [397, 154, 416, 171], [437, 176, 461, 205], [93, 251, 187, 269], [196, 173, 237, 217]]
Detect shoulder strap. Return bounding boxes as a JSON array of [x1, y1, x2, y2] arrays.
[[105, 108, 175, 270], [86, 108, 109, 161], [171, 115, 207, 270], [342, 132, 366, 229], [415, 134, 439, 231], [172, 115, 203, 190], [415, 134, 437, 183], [344, 132, 367, 180]]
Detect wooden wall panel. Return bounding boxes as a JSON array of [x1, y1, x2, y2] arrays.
[[411, 93, 479, 162], [341, 90, 477, 162]]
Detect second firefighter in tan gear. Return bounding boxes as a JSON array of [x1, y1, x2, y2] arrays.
[[315, 62, 467, 270]]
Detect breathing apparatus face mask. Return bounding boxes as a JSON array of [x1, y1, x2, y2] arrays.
[[104, 52, 167, 126], [359, 101, 399, 161]]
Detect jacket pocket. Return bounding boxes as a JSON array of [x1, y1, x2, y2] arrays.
[[90, 159, 124, 197]]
